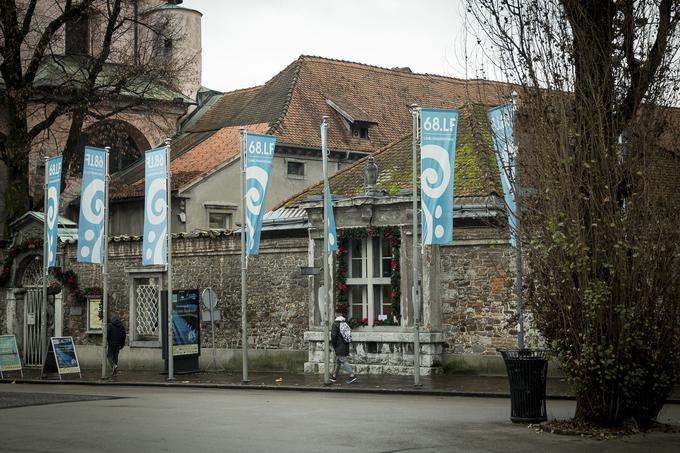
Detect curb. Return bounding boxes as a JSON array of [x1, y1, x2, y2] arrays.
[[1, 378, 575, 400]]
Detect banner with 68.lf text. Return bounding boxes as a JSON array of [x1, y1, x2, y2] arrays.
[[77, 147, 106, 264], [143, 147, 168, 265], [488, 103, 518, 248], [46, 156, 63, 268], [420, 108, 458, 245], [245, 133, 276, 256]]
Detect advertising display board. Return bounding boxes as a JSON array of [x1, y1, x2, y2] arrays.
[[0, 335, 23, 378], [42, 337, 81, 379], [161, 290, 200, 374], [87, 296, 103, 332], [172, 290, 200, 357]]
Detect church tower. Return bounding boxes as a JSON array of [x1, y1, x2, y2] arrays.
[[142, 0, 203, 101]]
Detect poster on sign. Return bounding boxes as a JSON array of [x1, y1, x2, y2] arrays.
[[42, 337, 81, 379], [0, 335, 23, 378], [161, 290, 201, 374]]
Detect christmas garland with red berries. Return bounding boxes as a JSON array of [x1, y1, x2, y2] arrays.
[[335, 227, 401, 328]]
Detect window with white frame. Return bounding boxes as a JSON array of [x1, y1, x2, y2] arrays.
[[204, 203, 236, 230], [208, 211, 232, 229], [346, 236, 394, 325]]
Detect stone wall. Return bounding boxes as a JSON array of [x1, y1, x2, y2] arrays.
[[59, 232, 309, 351], [440, 239, 518, 355]]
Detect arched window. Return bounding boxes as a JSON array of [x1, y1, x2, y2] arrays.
[[73, 120, 151, 174]]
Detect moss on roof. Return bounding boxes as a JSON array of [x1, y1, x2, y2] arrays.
[[280, 103, 502, 208]]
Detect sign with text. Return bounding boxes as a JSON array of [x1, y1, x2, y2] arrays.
[[87, 296, 103, 332], [244, 133, 276, 255], [0, 335, 22, 374], [47, 337, 81, 376], [143, 146, 168, 265], [46, 156, 63, 268], [488, 103, 518, 248], [420, 108, 459, 245], [77, 147, 107, 264], [172, 290, 200, 356]]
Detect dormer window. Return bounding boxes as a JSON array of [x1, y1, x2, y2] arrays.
[[326, 97, 377, 141], [351, 124, 369, 139]]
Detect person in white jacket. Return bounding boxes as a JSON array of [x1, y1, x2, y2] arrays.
[[330, 312, 357, 384]]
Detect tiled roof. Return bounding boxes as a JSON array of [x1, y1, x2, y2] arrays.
[[270, 56, 513, 153], [111, 55, 513, 200], [280, 103, 502, 207], [111, 123, 269, 199], [186, 59, 301, 133]]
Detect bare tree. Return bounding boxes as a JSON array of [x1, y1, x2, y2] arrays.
[[468, 0, 680, 428], [0, 0, 194, 237]]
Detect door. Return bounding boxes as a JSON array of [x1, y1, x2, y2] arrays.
[[23, 288, 45, 366]]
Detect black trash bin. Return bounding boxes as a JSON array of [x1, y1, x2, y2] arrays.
[[498, 348, 549, 423]]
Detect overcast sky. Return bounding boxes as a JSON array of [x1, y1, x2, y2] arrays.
[[181, 0, 489, 93]]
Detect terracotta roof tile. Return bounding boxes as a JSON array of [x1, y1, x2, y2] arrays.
[[271, 56, 513, 153], [111, 123, 269, 199], [112, 55, 514, 200], [280, 103, 502, 207]]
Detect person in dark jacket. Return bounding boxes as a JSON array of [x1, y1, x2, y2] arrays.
[[107, 314, 126, 375], [330, 312, 357, 384]]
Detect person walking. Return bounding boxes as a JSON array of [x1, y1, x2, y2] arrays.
[[107, 314, 126, 376], [330, 311, 357, 384]]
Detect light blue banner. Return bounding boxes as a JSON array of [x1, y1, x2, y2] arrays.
[[488, 104, 518, 248], [143, 147, 168, 265], [245, 133, 276, 256], [46, 156, 63, 268], [77, 147, 106, 264], [420, 108, 459, 245], [326, 187, 338, 252]]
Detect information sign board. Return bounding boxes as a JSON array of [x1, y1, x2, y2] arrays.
[[0, 335, 23, 377], [87, 296, 103, 332], [172, 290, 200, 357], [42, 337, 81, 379]]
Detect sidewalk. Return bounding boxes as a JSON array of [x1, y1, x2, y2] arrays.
[[2, 367, 679, 402]]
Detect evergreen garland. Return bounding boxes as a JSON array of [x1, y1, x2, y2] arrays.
[[335, 227, 401, 328]]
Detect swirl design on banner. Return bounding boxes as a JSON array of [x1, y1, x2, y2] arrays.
[[47, 186, 58, 265], [246, 166, 268, 252], [144, 178, 167, 263], [421, 143, 451, 244], [80, 179, 105, 262]]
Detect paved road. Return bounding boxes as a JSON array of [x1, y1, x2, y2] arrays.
[[1, 384, 678, 452]]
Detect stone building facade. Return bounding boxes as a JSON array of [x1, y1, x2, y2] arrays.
[[1, 228, 311, 371]]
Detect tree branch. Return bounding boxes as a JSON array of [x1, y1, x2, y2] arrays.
[[617, 0, 680, 126], [19, 0, 38, 37], [23, 0, 96, 88]]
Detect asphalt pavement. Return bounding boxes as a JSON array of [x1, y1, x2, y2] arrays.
[[3, 367, 680, 403], [1, 384, 679, 453]]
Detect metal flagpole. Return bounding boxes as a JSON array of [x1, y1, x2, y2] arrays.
[[101, 146, 110, 379], [165, 139, 175, 381], [41, 156, 49, 369], [240, 128, 250, 384], [511, 91, 525, 349], [321, 116, 331, 385], [411, 105, 422, 387]]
